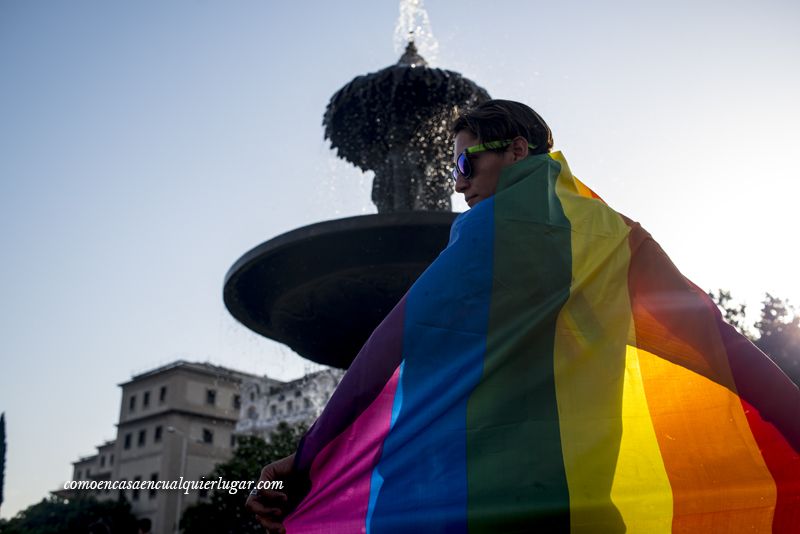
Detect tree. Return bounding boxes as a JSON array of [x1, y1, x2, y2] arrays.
[[708, 289, 752, 338], [710, 289, 800, 386], [0, 495, 138, 534], [1, 413, 5, 512], [753, 293, 800, 386], [181, 422, 307, 534]]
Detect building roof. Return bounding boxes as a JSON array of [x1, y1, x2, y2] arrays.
[[274, 368, 342, 388], [118, 359, 269, 387], [72, 454, 97, 465]]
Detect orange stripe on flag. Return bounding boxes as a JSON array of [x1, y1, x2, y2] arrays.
[[637, 347, 777, 532]]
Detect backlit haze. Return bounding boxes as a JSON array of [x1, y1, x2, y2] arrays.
[[1, 0, 798, 518]]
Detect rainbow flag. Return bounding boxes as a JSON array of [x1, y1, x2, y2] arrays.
[[284, 152, 800, 533]]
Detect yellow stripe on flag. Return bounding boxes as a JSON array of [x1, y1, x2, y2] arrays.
[[609, 345, 673, 533], [552, 153, 633, 532]]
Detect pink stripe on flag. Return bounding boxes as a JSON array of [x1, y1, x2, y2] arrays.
[[285, 364, 401, 533]]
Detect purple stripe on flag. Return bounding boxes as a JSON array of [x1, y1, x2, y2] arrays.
[[285, 365, 402, 533], [295, 295, 407, 470]]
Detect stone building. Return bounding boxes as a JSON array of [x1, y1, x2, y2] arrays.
[[114, 360, 273, 532], [56, 361, 342, 533], [235, 368, 344, 441], [58, 361, 270, 533], [70, 440, 115, 488]]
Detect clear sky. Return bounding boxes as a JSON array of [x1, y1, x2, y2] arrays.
[[1, 0, 798, 519]]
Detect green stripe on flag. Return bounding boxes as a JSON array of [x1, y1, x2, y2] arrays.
[[467, 155, 572, 532]]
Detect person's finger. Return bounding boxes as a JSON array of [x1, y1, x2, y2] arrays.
[[246, 454, 297, 532], [260, 456, 294, 479], [246, 499, 283, 518], [246, 495, 283, 514], [257, 475, 288, 491], [252, 488, 288, 502]]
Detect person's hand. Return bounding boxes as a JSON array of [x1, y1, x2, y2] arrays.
[[246, 453, 296, 534]]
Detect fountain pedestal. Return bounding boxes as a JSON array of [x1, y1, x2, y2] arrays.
[[225, 41, 489, 368]]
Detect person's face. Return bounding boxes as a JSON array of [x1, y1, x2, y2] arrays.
[[452, 130, 513, 208]]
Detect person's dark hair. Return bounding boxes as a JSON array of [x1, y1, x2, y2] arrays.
[[452, 99, 553, 155], [137, 518, 152, 533]]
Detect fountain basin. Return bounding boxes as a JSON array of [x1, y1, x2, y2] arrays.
[[224, 212, 458, 368]]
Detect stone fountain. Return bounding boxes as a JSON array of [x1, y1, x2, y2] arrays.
[[224, 41, 490, 369]]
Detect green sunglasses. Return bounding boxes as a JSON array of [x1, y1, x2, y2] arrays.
[[451, 139, 538, 182]]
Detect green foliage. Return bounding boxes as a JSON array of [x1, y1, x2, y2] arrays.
[[709, 289, 752, 339], [180, 422, 307, 534], [711, 289, 800, 386], [0, 496, 138, 534], [753, 293, 800, 386], [1, 412, 5, 511]]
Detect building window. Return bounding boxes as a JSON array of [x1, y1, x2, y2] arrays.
[[295, 390, 302, 397], [100, 455, 105, 468], [76, 470, 82, 479], [206, 389, 217, 406], [159, 386, 167, 403], [287, 400, 293, 413], [249, 391, 255, 401], [129, 395, 136, 412], [143, 391, 150, 408], [230, 434, 237, 448], [202, 428, 213, 444], [86, 467, 90, 476], [270, 405, 277, 416], [154, 425, 163, 442], [110, 454, 114, 465], [132, 476, 141, 501], [304, 398, 311, 409], [233, 394, 241, 409], [124, 434, 132, 450], [138, 429, 146, 447], [149, 473, 158, 498]]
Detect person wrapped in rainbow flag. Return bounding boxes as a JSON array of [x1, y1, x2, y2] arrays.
[[246, 100, 800, 533]]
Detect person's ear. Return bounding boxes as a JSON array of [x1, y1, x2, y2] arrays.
[[510, 136, 529, 161]]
